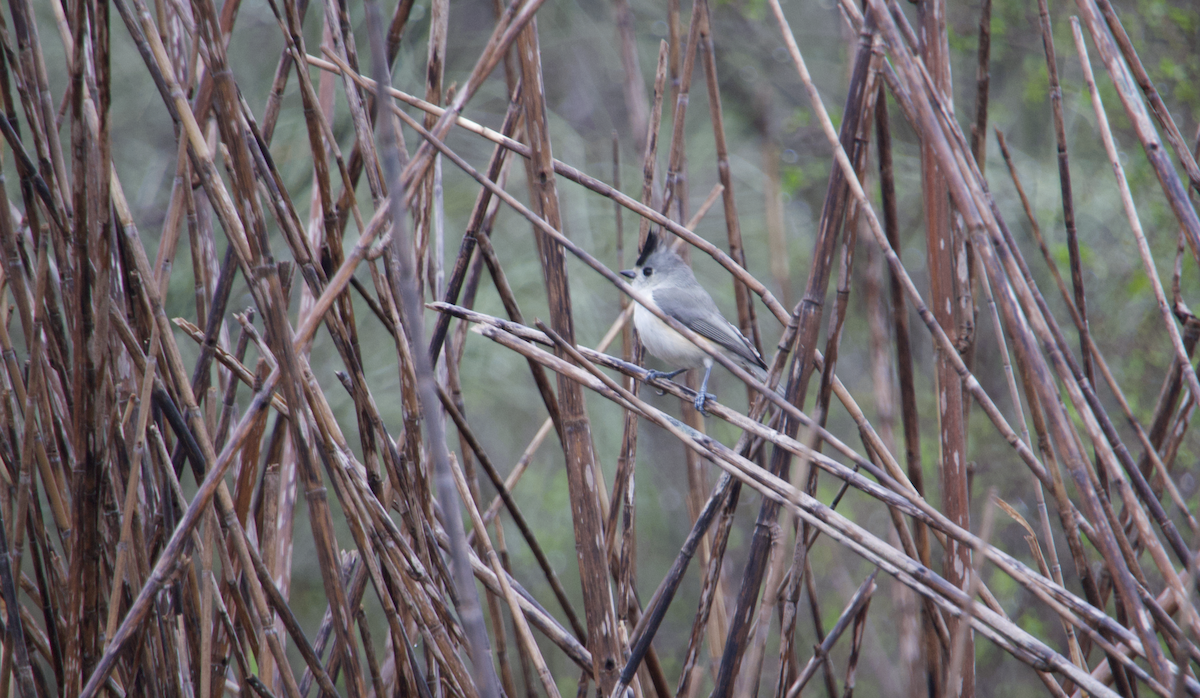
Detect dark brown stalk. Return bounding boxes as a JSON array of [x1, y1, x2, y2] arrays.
[[265, 0, 355, 285], [615, 473, 734, 695], [698, 0, 764, 363], [614, 132, 629, 358], [1036, 0, 1093, 384], [864, 234, 922, 698], [8, 0, 72, 222], [488, 524, 521, 698], [437, 383, 586, 640], [916, 0, 972, 691], [804, 547, 841, 698], [611, 151, 645, 698], [608, 129, 638, 557], [0, 502, 36, 698], [876, 81, 938, 695], [994, 131, 1199, 559], [782, 0, 1174, 687], [418, 0, 448, 296], [659, 1, 700, 219], [427, 85, 523, 364], [969, 0, 991, 168], [365, 2, 500, 697], [840, 575, 874, 698], [307, 55, 793, 325], [709, 24, 878, 698], [674, 475, 740, 698], [356, 607, 386, 698], [323, 4, 384, 214], [775, 31, 884, 697], [515, 14, 621, 694], [324, 5, 410, 242], [783, 572, 878, 698], [66, 0, 104, 685], [1139, 321, 1200, 499]]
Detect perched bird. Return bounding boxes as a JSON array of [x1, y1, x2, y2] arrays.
[[620, 231, 767, 414]]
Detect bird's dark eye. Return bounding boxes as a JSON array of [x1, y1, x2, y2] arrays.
[[643, 267, 653, 276]]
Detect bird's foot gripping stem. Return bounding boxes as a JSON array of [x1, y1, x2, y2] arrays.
[[692, 391, 717, 415], [645, 368, 687, 395]]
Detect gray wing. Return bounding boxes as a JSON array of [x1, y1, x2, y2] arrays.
[[653, 284, 767, 370]]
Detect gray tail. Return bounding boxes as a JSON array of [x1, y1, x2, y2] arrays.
[[744, 362, 787, 397]]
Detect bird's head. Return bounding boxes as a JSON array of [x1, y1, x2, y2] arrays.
[[619, 231, 687, 290]]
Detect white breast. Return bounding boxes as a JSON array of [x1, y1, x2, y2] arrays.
[[633, 303, 710, 368]]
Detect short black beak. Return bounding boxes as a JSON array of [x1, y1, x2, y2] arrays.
[[620, 270, 637, 279]]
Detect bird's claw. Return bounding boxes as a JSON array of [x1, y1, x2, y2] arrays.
[[646, 369, 686, 395], [693, 392, 716, 416]]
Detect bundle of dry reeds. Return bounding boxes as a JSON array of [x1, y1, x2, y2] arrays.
[[0, 0, 1196, 696]]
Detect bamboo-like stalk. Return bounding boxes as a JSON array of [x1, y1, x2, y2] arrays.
[[437, 383, 585, 640], [783, 572, 877, 698], [515, 14, 622, 694], [365, 1, 499, 696], [698, 0, 765, 373], [450, 453, 563, 698], [306, 55, 794, 325], [1091, 0, 1200, 197], [469, 318, 1160, 696], [1072, 10, 1200, 633], [916, 0, 972, 691], [440, 304, 1169, 688], [7, 2, 1199, 697], [874, 79, 939, 698], [1071, 0, 1200, 266], [776, 0, 1182, 690], [1036, 0, 1094, 388], [709, 21, 879, 697], [883, 0, 1174, 684]]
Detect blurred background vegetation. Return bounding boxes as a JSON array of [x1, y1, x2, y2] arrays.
[[27, 0, 1200, 694]]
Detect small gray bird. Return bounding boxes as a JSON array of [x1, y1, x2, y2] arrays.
[[620, 231, 767, 414]]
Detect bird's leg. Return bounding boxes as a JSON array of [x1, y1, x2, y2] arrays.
[[694, 359, 715, 415], [645, 367, 687, 395]]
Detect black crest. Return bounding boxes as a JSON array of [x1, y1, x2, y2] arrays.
[[635, 230, 660, 267]]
